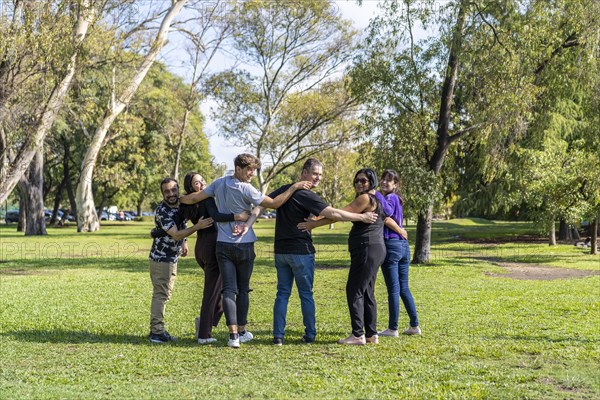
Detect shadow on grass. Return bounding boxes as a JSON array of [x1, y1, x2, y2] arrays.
[[1, 329, 328, 347], [0, 257, 204, 274], [489, 334, 600, 345]]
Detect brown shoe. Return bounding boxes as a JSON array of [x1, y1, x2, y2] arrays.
[[337, 334, 366, 345], [366, 335, 379, 344]]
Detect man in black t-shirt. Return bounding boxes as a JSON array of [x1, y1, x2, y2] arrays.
[[268, 159, 377, 345]]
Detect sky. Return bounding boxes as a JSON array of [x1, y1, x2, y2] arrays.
[[186, 1, 384, 170]]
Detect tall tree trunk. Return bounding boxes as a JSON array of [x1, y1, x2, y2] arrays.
[[0, 2, 95, 204], [76, 0, 188, 232], [549, 220, 556, 246], [24, 149, 47, 235], [412, 206, 433, 264], [412, 0, 467, 263], [96, 186, 108, 220], [136, 202, 142, 218], [17, 179, 26, 232], [571, 226, 580, 241], [50, 177, 66, 225], [171, 108, 189, 180], [63, 139, 77, 217], [558, 219, 571, 240], [591, 216, 598, 255]]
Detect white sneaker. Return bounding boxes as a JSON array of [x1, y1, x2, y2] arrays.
[[239, 331, 254, 343], [378, 328, 399, 337], [227, 338, 240, 348], [197, 337, 218, 344], [402, 326, 422, 335]]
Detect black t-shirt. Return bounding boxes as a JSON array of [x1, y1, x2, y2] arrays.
[[269, 184, 328, 254]]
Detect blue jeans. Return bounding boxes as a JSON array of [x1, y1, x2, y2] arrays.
[[215, 242, 255, 327], [273, 253, 316, 339], [381, 239, 419, 329]]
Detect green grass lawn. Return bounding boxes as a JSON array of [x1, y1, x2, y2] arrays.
[[1, 219, 598, 399]]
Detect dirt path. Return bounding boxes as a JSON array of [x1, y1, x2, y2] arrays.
[[481, 258, 600, 280]]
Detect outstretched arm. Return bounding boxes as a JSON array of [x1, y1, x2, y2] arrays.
[[180, 190, 210, 205], [320, 206, 378, 224], [166, 217, 214, 241], [298, 194, 372, 232], [259, 181, 312, 209]]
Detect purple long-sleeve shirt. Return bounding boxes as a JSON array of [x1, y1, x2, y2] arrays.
[[375, 191, 405, 240]]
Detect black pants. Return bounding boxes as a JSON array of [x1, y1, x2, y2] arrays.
[[215, 242, 255, 327], [347, 241, 386, 337], [195, 231, 223, 339]]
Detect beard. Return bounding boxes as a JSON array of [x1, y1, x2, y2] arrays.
[[165, 195, 178, 205]]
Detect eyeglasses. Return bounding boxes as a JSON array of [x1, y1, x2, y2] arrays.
[[353, 178, 369, 185]]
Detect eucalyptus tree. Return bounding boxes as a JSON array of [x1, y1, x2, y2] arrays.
[[75, 0, 188, 232], [168, 0, 231, 181], [350, 0, 597, 263], [0, 0, 97, 234], [206, 0, 358, 192]]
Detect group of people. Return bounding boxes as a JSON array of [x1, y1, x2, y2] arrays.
[[147, 154, 420, 347]]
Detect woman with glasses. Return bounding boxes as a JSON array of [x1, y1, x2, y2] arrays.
[[299, 168, 393, 345], [375, 169, 420, 337], [152, 172, 248, 344]]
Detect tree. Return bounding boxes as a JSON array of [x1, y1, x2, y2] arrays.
[[206, 0, 358, 192], [0, 0, 96, 205], [351, 0, 598, 263], [169, 0, 231, 181], [75, 0, 188, 232]]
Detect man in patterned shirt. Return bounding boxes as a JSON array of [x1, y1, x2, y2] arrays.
[[148, 177, 214, 344]]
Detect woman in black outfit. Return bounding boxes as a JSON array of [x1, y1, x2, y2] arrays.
[[298, 168, 388, 345], [152, 172, 248, 343]]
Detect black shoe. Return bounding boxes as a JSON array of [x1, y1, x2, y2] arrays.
[[273, 337, 283, 346], [300, 335, 315, 344], [149, 331, 175, 344]]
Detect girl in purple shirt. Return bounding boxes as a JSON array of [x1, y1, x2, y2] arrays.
[[375, 169, 421, 336]]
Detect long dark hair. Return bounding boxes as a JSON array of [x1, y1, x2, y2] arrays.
[[380, 169, 404, 206], [183, 171, 200, 195], [354, 168, 378, 195], [181, 171, 202, 222], [353, 168, 382, 213]]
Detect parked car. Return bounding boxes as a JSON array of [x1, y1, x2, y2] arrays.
[[60, 210, 76, 222], [44, 209, 64, 223], [5, 210, 19, 223]]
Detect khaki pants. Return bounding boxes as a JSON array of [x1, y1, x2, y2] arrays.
[[149, 260, 177, 334]]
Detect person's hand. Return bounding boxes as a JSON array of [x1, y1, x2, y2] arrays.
[[232, 223, 249, 237], [292, 181, 313, 191], [297, 218, 316, 232], [399, 227, 408, 240], [361, 212, 378, 224], [182, 241, 189, 257], [235, 211, 250, 222], [195, 216, 214, 230]]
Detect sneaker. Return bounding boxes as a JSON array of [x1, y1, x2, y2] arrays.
[[403, 326, 422, 335], [273, 337, 283, 346], [300, 335, 315, 344], [239, 331, 254, 343], [227, 337, 240, 348], [378, 328, 399, 337], [337, 334, 366, 345], [366, 335, 379, 344], [197, 337, 218, 344], [149, 331, 175, 344]]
